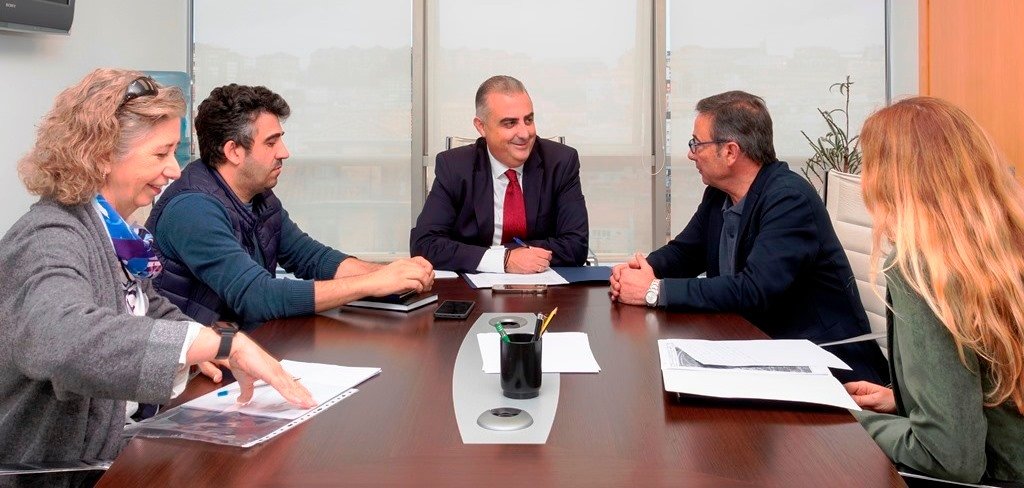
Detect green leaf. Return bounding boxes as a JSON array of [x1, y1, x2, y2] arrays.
[[801, 75, 862, 187]]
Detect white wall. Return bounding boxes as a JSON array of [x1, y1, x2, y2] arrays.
[[0, 2, 188, 234]]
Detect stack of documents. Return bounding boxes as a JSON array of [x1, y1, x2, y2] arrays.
[[657, 339, 859, 410], [477, 332, 601, 373], [129, 360, 381, 447]]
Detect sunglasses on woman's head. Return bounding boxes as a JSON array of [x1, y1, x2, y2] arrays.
[[120, 77, 159, 107]]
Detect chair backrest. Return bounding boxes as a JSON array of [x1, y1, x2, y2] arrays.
[[444, 135, 566, 150], [824, 170, 888, 358]]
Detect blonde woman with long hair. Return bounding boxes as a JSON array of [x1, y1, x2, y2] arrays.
[[847, 96, 1024, 484]]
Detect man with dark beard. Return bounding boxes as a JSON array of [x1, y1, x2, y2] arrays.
[[148, 84, 433, 331]]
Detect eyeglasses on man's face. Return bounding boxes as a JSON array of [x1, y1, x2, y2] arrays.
[[688, 136, 729, 153], [121, 76, 159, 107]]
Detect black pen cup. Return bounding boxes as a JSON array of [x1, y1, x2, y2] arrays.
[[500, 333, 542, 399]]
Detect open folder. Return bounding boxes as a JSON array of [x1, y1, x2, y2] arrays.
[[657, 339, 860, 410], [126, 360, 381, 447]]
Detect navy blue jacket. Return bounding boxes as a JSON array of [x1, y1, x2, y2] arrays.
[[647, 161, 888, 383], [411, 138, 589, 271]]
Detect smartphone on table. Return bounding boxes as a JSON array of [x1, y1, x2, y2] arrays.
[[491, 284, 548, 294], [434, 300, 476, 320]]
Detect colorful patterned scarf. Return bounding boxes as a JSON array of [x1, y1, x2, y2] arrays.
[[94, 194, 162, 279]]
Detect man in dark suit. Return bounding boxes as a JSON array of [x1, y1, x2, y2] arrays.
[[609, 90, 887, 384], [411, 76, 589, 273]]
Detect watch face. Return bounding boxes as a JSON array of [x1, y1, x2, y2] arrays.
[[645, 290, 658, 305]]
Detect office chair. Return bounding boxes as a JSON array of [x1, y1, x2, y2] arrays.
[[820, 170, 887, 356]]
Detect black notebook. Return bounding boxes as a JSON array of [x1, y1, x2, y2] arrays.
[[344, 291, 438, 312]]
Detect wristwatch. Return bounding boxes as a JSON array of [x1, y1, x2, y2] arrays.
[[212, 322, 239, 360], [644, 279, 662, 307]]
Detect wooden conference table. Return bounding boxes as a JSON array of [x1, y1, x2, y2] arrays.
[[100, 279, 904, 487]]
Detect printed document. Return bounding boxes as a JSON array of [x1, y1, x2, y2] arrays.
[[185, 360, 380, 420], [129, 360, 380, 447], [658, 339, 859, 410], [665, 339, 851, 370]]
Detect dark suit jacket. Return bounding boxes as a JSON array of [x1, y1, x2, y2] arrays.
[[647, 161, 887, 383], [411, 138, 589, 272]]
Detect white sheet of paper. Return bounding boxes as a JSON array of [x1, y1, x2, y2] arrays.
[[657, 340, 859, 410], [477, 332, 601, 373], [434, 270, 459, 279], [463, 269, 569, 289], [670, 339, 851, 370], [184, 360, 381, 420], [661, 367, 860, 410]]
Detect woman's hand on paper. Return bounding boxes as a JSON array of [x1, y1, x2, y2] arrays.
[[228, 333, 317, 409], [844, 381, 896, 413]]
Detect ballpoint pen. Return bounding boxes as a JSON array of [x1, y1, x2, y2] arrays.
[[540, 307, 558, 335], [512, 237, 530, 249], [533, 313, 544, 339]]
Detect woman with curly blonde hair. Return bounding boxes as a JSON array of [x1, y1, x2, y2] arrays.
[[0, 69, 313, 481], [847, 96, 1024, 483]]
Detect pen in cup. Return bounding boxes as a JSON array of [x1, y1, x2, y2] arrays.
[[540, 307, 558, 335], [492, 323, 511, 343]]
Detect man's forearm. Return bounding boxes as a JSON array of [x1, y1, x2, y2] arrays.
[[313, 276, 376, 312], [334, 257, 384, 279]]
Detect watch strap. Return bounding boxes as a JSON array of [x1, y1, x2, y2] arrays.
[[213, 323, 238, 360]]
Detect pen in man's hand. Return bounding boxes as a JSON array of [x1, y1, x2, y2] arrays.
[[513, 237, 530, 249]]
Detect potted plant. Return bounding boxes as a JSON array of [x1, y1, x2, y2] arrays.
[[801, 76, 861, 190]]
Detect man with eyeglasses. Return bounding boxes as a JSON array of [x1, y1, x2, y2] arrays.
[[146, 84, 434, 331], [609, 90, 887, 384]]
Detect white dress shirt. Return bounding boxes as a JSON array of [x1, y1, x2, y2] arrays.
[[476, 149, 524, 273]]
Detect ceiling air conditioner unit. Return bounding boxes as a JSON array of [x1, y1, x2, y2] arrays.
[[0, 0, 75, 35]]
